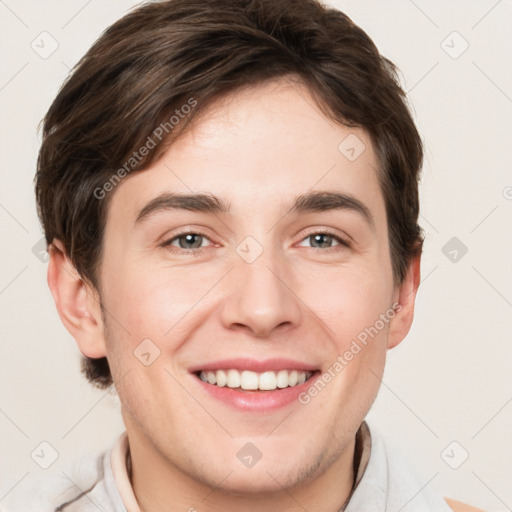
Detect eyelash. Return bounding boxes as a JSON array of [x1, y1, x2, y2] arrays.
[[160, 228, 350, 255]]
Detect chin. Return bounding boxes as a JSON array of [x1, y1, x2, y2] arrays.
[[193, 444, 326, 497], [205, 463, 311, 496]]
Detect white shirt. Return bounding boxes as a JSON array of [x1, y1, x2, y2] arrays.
[[3, 420, 453, 511]]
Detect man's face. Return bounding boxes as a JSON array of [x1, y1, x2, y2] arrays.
[[98, 78, 402, 492]]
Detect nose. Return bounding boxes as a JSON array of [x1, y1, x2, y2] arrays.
[[219, 248, 302, 339]]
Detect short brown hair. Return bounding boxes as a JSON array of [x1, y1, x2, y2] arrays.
[[35, 0, 424, 390]]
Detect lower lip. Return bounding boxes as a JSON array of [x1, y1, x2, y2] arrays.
[[192, 372, 321, 411]]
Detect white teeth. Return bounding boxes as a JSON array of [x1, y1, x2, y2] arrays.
[[216, 369, 227, 387], [276, 369, 289, 388], [240, 370, 259, 390], [226, 369, 240, 388], [198, 369, 313, 390], [259, 371, 277, 390]]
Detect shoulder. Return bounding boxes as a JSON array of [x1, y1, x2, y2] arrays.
[[2, 450, 108, 512], [444, 497, 487, 512]]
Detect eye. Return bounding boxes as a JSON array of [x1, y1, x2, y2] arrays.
[[297, 231, 350, 253], [161, 230, 212, 254], [160, 229, 350, 256]]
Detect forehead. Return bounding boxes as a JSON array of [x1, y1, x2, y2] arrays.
[[107, 78, 385, 230]]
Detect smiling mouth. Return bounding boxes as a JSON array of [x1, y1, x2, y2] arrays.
[[194, 369, 318, 391]]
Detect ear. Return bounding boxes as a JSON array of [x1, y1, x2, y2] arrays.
[[47, 239, 107, 359], [387, 254, 421, 350]]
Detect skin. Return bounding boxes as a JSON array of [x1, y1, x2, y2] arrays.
[[48, 76, 426, 511]]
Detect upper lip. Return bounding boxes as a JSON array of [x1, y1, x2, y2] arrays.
[[189, 358, 319, 373]]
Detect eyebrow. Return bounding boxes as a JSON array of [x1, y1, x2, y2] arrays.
[[134, 190, 375, 229]]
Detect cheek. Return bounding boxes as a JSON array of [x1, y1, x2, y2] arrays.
[[300, 265, 393, 347], [101, 259, 218, 348]]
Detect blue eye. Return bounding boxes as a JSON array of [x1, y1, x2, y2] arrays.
[[161, 231, 212, 254], [161, 229, 350, 256], [297, 231, 350, 253]]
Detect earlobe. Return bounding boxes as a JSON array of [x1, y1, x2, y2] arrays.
[[47, 239, 107, 359], [387, 255, 421, 350]]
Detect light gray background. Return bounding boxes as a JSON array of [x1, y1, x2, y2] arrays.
[[1, 1, 511, 510]]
